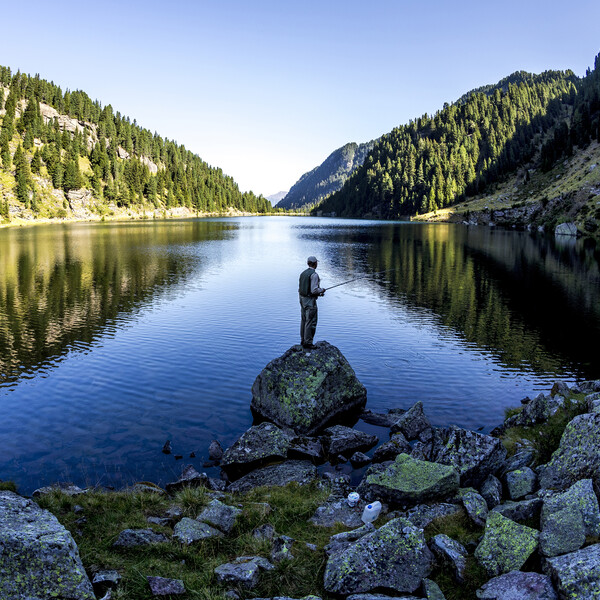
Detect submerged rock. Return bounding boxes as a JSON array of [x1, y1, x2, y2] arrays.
[[251, 342, 367, 435], [0, 490, 95, 600], [323, 517, 434, 595], [474, 511, 539, 576], [359, 453, 459, 506]]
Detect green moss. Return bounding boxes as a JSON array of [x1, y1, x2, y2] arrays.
[[0, 481, 17, 492]]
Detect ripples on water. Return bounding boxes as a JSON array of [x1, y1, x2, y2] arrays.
[[0, 217, 599, 493]]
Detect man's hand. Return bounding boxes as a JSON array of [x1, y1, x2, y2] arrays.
[[320, 290, 326, 296]]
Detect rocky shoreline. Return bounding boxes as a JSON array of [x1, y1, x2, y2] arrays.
[[2, 341, 600, 599]]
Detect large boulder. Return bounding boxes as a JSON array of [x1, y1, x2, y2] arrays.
[[251, 342, 367, 435], [537, 413, 600, 490], [323, 517, 434, 595], [474, 511, 539, 577], [221, 422, 292, 477], [358, 453, 459, 507], [0, 490, 95, 600], [476, 571, 557, 600], [430, 426, 507, 487], [227, 460, 317, 494], [544, 543, 600, 598]]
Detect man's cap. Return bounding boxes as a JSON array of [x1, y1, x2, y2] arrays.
[[307, 256, 318, 264]]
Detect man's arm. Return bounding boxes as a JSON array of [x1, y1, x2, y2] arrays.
[[310, 272, 325, 296]]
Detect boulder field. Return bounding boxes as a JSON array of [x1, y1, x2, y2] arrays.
[[1, 342, 600, 599]]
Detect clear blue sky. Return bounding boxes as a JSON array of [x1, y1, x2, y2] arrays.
[[1, 0, 599, 196]]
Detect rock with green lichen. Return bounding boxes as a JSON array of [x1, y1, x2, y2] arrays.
[[221, 422, 292, 477], [358, 453, 459, 507], [430, 426, 507, 487], [491, 498, 542, 524], [271, 534, 295, 562], [372, 432, 411, 463], [545, 543, 600, 598], [537, 412, 600, 490], [0, 490, 95, 600], [214, 556, 274, 588], [397, 502, 464, 529], [480, 474, 503, 508], [476, 571, 557, 599], [505, 467, 537, 500], [173, 518, 223, 544], [310, 496, 365, 528], [422, 578, 447, 599], [539, 506, 585, 557], [541, 478, 600, 537], [227, 460, 317, 494], [429, 534, 467, 583], [347, 595, 418, 600], [461, 490, 489, 527], [324, 517, 433, 595], [251, 342, 367, 435], [474, 511, 539, 576]]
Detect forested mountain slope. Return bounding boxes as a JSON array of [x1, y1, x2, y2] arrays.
[[316, 53, 600, 233], [0, 66, 271, 225], [278, 140, 375, 210]]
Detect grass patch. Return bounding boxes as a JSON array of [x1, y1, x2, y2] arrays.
[[0, 481, 18, 492], [38, 481, 336, 600], [424, 511, 483, 547], [432, 556, 489, 600]]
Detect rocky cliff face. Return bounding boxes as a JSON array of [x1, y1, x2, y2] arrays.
[[278, 140, 376, 210]]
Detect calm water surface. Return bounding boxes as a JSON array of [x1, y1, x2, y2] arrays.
[[1, 217, 599, 493]]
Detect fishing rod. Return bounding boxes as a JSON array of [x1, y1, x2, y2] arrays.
[[324, 269, 394, 291]]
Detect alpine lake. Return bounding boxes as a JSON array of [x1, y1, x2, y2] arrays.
[[1, 216, 599, 495]]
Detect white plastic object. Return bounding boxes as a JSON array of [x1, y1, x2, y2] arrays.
[[361, 500, 382, 523], [347, 492, 360, 507]]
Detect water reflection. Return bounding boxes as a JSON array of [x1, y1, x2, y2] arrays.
[[0, 220, 237, 385]]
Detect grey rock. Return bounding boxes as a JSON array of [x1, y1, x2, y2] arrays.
[[474, 511, 539, 576], [423, 579, 447, 600], [252, 524, 276, 540], [476, 571, 557, 599], [113, 528, 169, 547], [555, 222, 578, 236], [288, 436, 324, 460], [127, 482, 166, 495], [505, 467, 537, 500], [92, 570, 122, 595], [0, 491, 94, 600], [221, 422, 292, 476], [580, 379, 600, 393], [224, 592, 240, 600], [537, 413, 600, 490], [480, 474, 503, 508], [165, 464, 209, 494], [272, 535, 294, 562], [325, 523, 376, 556], [146, 516, 171, 527], [372, 432, 411, 463], [462, 490, 489, 527], [322, 424, 378, 456], [505, 393, 567, 428], [172, 517, 223, 544], [310, 496, 364, 528], [208, 440, 224, 462], [32, 482, 86, 497], [539, 506, 585, 557], [390, 401, 431, 440], [551, 381, 572, 397], [411, 440, 434, 461], [147, 576, 185, 595], [227, 460, 317, 494], [250, 342, 367, 435], [350, 451, 372, 468], [545, 543, 600, 598], [430, 426, 507, 487], [586, 392, 600, 414], [323, 517, 434, 595], [214, 556, 274, 588], [503, 447, 536, 473], [430, 534, 467, 583], [197, 498, 242, 534], [491, 498, 542, 524], [360, 409, 401, 427], [348, 595, 417, 600], [359, 453, 459, 507], [541, 478, 600, 537], [398, 502, 464, 529]]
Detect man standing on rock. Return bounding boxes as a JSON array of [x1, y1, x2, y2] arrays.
[[299, 256, 325, 350]]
